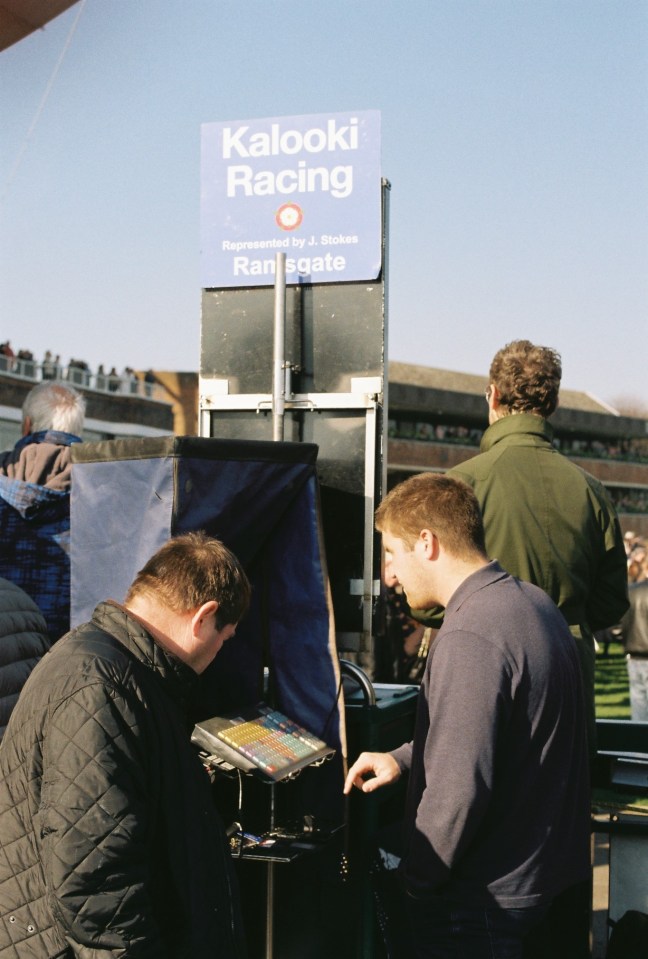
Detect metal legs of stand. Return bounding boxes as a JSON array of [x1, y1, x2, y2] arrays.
[[265, 863, 275, 959], [265, 784, 276, 959]]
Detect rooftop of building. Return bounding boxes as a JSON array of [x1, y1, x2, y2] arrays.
[[388, 361, 621, 417]]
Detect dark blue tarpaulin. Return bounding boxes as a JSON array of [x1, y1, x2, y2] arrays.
[[70, 437, 344, 759]]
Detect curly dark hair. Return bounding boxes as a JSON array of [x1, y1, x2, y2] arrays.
[[489, 340, 561, 417]]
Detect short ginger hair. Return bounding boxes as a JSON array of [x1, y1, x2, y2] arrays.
[[375, 473, 487, 561]]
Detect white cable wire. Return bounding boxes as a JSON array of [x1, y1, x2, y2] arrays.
[[0, 0, 87, 208]]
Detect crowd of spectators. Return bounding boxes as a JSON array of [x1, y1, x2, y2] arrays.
[[389, 418, 484, 447], [389, 415, 648, 463], [609, 488, 648, 515], [0, 344, 157, 398], [555, 436, 648, 463], [595, 531, 648, 657], [626, 531, 648, 584]]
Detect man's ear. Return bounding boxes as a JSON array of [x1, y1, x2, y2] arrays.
[[419, 528, 438, 559], [191, 599, 219, 636], [21, 416, 32, 437], [488, 384, 507, 423]]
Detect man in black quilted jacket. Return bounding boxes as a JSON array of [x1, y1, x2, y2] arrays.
[[0, 532, 251, 959], [0, 577, 50, 741]]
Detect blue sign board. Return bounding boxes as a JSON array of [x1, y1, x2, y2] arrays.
[[201, 110, 381, 288]]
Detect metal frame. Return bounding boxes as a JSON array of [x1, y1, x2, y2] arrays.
[[199, 376, 382, 667]]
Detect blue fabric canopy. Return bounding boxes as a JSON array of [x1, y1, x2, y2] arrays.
[[70, 437, 343, 756]]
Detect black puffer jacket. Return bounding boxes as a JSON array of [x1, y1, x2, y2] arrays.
[[0, 601, 245, 958], [0, 577, 50, 739]]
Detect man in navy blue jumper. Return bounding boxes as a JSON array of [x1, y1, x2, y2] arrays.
[[344, 473, 590, 959]]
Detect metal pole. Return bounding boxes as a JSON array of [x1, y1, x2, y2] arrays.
[[363, 403, 377, 671], [272, 253, 286, 442], [265, 785, 277, 959], [265, 251, 286, 957]]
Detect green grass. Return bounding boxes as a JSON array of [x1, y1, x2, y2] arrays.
[[595, 641, 631, 719], [593, 641, 648, 811]]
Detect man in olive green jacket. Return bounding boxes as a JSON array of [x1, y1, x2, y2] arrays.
[[450, 408, 628, 751], [449, 408, 627, 638], [414, 340, 628, 748]]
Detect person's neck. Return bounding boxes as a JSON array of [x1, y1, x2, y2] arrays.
[[489, 407, 544, 426], [436, 555, 490, 607], [125, 597, 190, 665]]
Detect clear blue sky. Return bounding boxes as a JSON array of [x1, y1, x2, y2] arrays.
[[1, 0, 646, 408]]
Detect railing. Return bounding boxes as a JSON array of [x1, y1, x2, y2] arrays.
[[0, 354, 160, 400], [0, 355, 39, 379]]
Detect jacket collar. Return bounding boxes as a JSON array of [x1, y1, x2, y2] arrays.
[[91, 600, 198, 710], [13, 430, 82, 453], [444, 560, 509, 617], [480, 412, 553, 453]]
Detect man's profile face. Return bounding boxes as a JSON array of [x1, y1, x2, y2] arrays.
[[382, 529, 437, 609]]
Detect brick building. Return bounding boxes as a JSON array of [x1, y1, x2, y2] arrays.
[[1, 358, 645, 537]]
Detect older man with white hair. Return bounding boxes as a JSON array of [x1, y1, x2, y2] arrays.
[[0, 382, 86, 641], [0, 381, 85, 491]]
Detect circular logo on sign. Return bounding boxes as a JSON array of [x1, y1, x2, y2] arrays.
[[275, 202, 303, 231]]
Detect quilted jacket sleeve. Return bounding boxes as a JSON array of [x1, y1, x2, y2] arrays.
[[38, 678, 165, 958]]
